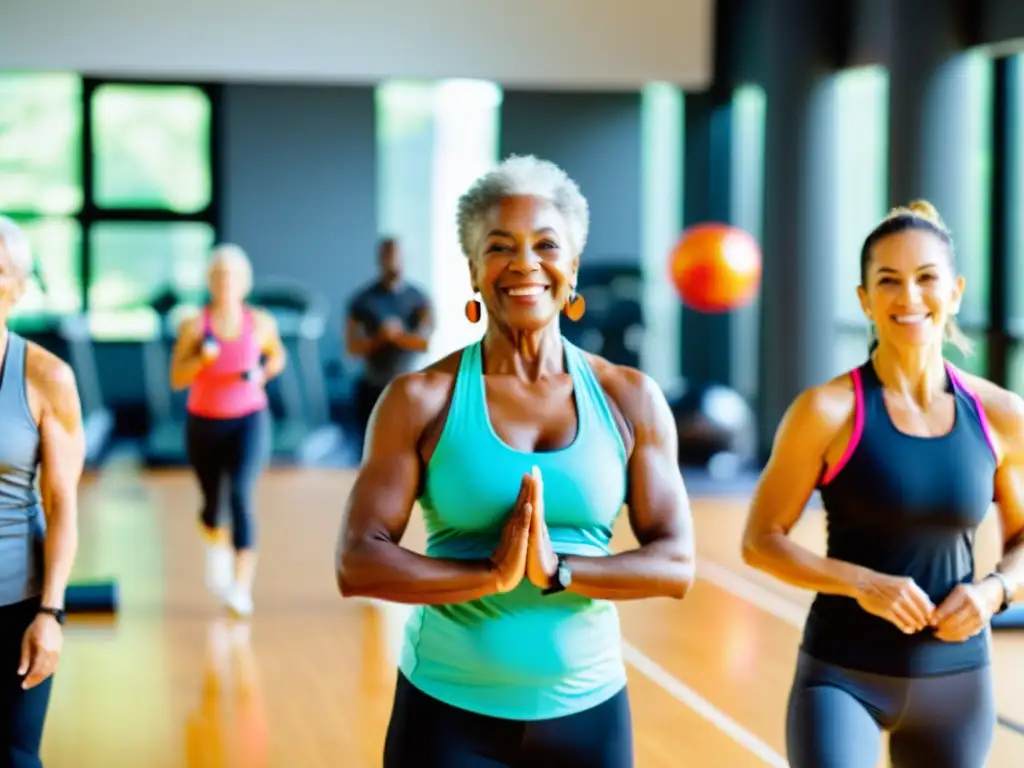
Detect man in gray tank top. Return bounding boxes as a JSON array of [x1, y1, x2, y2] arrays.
[[0, 216, 86, 767], [345, 237, 433, 442]]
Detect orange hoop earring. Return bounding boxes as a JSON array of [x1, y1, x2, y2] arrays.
[[563, 290, 586, 322], [465, 297, 482, 324]]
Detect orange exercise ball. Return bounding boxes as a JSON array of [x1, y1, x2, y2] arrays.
[[669, 223, 762, 313]]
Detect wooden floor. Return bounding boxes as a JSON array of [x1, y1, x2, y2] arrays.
[[40, 463, 1024, 767]]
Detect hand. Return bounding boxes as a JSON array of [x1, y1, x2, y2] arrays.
[[855, 572, 935, 634], [931, 580, 1001, 643], [525, 466, 559, 589], [245, 367, 266, 387], [488, 473, 534, 593], [19, 613, 63, 689], [379, 318, 404, 343]]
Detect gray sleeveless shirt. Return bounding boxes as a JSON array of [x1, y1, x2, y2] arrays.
[[0, 333, 44, 607]]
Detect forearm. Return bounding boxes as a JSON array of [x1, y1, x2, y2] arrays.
[[40, 505, 78, 610], [338, 541, 497, 605], [348, 335, 385, 358], [991, 532, 1024, 602], [170, 354, 205, 391], [394, 331, 429, 353], [743, 532, 866, 599], [262, 350, 286, 381], [565, 540, 693, 601]]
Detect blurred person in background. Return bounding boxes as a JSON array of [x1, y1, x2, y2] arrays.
[[170, 244, 287, 618], [345, 237, 433, 449]]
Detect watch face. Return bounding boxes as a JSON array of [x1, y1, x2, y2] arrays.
[[558, 563, 572, 586]]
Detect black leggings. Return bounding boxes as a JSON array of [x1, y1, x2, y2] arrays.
[[787, 651, 995, 768], [0, 598, 53, 768], [383, 673, 634, 768], [186, 409, 271, 550]]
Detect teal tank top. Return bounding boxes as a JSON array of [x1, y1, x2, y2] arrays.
[[399, 338, 630, 720]]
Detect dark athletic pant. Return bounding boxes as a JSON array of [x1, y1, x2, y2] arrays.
[[787, 651, 995, 768], [383, 673, 634, 768], [0, 598, 52, 768], [186, 409, 271, 550]]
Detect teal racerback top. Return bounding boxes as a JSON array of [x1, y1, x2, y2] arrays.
[[399, 338, 630, 721]]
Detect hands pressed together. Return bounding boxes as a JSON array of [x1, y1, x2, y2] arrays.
[[489, 466, 561, 594], [855, 572, 1005, 642]]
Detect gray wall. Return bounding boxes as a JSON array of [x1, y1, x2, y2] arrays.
[[219, 83, 378, 367], [499, 91, 643, 265]]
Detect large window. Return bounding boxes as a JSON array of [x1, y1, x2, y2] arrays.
[[729, 83, 766, 400], [0, 72, 217, 339], [375, 78, 502, 362], [1006, 54, 1024, 393], [946, 51, 994, 377], [830, 57, 992, 379], [830, 66, 889, 376]]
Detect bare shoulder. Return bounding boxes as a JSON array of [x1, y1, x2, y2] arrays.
[[791, 372, 858, 429], [374, 348, 463, 433], [955, 369, 1024, 435], [582, 352, 665, 426], [250, 307, 279, 332], [24, 342, 81, 424]]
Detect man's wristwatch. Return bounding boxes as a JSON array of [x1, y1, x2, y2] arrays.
[[38, 606, 66, 625], [542, 555, 573, 596], [988, 571, 1015, 614]]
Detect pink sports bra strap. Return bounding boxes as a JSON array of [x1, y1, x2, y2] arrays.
[[944, 364, 998, 463], [820, 367, 865, 487]]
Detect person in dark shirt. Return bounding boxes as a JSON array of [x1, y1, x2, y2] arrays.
[[345, 237, 433, 442], [741, 200, 1024, 768]]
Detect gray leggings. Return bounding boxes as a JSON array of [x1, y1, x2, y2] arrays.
[[786, 652, 995, 768]]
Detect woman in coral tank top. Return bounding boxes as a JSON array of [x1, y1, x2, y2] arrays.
[[170, 244, 287, 617]]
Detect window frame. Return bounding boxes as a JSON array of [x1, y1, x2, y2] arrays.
[[2, 74, 221, 335], [79, 77, 222, 326]]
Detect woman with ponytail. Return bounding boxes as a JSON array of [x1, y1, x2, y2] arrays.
[[742, 201, 1024, 767]]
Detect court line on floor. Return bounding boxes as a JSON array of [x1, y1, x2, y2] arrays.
[[621, 641, 788, 767], [371, 598, 787, 767], [695, 556, 1024, 740]]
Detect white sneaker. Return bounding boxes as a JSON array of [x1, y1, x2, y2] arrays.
[[205, 544, 233, 598], [224, 585, 254, 618]]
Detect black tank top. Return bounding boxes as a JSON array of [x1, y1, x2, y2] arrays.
[[802, 360, 997, 677]]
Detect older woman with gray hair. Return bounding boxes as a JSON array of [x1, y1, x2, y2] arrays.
[[336, 155, 695, 767], [0, 216, 86, 767], [170, 244, 287, 618]]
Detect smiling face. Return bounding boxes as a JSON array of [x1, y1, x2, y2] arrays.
[[208, 254, 251, 305], [857, 228, 963, 351], [469, 195, 578, 332]]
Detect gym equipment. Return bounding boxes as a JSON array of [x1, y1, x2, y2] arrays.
[[65, 580, 119, 614], [58, 315, 116, 467], [249, 282, 345, 464], [669, 223, 762, 313], [668, 379, 757, 479], [141, 290, 194, 467], [9, 313, 115, 468], [141, 282, 345, 466], [992, 604, 1024, 630], [561, 264, 645, 369]]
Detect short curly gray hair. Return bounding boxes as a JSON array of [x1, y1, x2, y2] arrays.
[[456, 155, 589, 259], [0, 216, 33, 277]]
